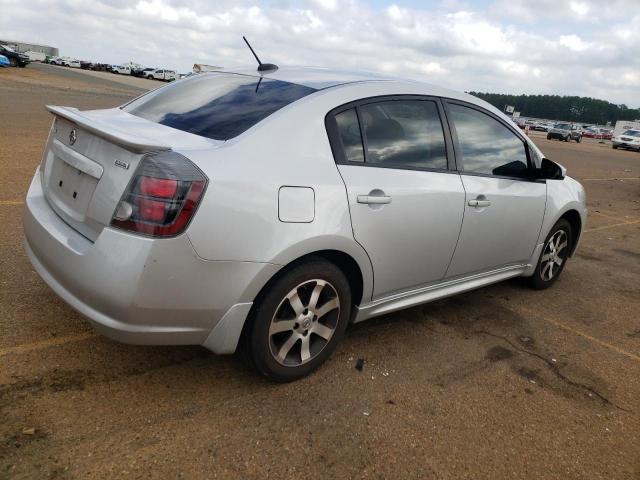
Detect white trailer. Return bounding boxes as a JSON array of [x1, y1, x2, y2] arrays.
[[613, 120, 640, 137], [25, 51, 46, 62]]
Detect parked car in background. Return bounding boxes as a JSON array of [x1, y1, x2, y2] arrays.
[[67, 59, 81, 68], [612, 130, 640, 151], [547, 123, 581, 142], [113, 65, 132, 74], [80, 61, 93, 70], [0, 54, 10, 67], [0, 44, 29, 67], [582, 128, 598, 139], [531, 122, 549, 132], [147, 69, 177, 81], [24, 67, 586, 381], [132, 67, 155, 77]]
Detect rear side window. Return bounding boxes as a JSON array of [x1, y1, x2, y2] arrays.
[[360, 100, 447, 170], [329, 99, 448, 170], [449, 103, 529, 179], [124, 73, 317, 141], [335, 109, 365, 163]]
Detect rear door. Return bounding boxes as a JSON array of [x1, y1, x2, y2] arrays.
[[327, 97, 465, 299], [443, 101, 546, 277]]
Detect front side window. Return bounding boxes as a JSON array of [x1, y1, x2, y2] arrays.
[[449, 103, 529, 179], [360, 100, 447, 170], [124, 73, 317, 141]]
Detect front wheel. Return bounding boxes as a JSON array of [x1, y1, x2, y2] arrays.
[[242, 258, 351, 382], [547, 133, 552, 140], [612, 144, 618, 149], [528, 219, 572, 290], [575, 136, 581, 143]]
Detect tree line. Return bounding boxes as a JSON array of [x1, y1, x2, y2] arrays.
[[468, 92, 640, 125]]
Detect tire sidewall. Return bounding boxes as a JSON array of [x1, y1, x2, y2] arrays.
[[247, 259, 351, 382]]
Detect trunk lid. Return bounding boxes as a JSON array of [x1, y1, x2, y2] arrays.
[[41, 106, 220, 241]]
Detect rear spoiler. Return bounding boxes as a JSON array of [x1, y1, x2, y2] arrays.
[[46, 105, 171, 153]]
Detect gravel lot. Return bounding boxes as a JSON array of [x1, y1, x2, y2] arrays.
[[1, 65, 639, 480]]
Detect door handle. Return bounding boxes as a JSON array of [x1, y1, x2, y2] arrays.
[[357, 195, 392, 205], [468, 199, 491, 207]]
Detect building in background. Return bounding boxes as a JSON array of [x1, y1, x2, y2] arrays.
[[0, 39, 58, 57]]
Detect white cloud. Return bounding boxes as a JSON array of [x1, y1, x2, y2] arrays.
[[0, 0, 638, 106], [559, 34, 590, 52]]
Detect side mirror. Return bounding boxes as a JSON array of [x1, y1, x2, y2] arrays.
[[538, 158, 564, 180]]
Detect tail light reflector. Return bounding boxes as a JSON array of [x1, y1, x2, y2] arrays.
[[111, 151, 207, 237]]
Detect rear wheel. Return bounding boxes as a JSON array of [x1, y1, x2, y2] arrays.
[[612, 144, 618, 149], [9, 57, 17, 67], [243, 258, 351, 382], [546, 133, 552, 140], [528, 219, 572, 290], [576, 136, 581, 143]]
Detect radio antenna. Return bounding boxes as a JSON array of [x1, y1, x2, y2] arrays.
[[243, 36, 278, 73]]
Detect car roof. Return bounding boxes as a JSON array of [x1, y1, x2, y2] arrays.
[[205, 66, 394, 90]]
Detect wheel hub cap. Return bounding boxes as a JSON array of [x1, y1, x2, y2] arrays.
[[268, 279, 341, 367], [541, 230, 568, 281]]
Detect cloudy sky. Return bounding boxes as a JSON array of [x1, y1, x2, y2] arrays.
[[2, 0, 639, 106]]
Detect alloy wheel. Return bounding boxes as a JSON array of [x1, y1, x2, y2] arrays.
[[540, 230, 568, 281], [268, 279, 340, 367]]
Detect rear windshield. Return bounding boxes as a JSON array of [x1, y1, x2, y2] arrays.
[[124, 73, 317, 140]]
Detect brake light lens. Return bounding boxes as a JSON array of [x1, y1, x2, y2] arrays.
[[111, 151, 207, 237], [139, 177, 178, 198]]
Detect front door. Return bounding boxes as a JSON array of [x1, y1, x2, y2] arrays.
[[444, 101, 546, 277], [327, 98, 466, 299]]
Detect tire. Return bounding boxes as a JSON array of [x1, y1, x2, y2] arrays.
[[546, 133, 552, 140], [528, 219, 572, 290], [242, 258, 352, 382], [564, 135, 570, 142], [9, 57, 17, 67], [576, 136, 581, 143], [612, 145, 618, 149]]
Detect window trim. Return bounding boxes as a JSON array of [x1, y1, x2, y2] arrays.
[[442, 99, 539, 182], [325, 95, 456, 174]]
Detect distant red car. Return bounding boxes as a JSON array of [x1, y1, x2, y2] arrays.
[[583, 129, 612, 140]]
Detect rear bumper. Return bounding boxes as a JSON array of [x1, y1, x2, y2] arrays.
[[23, 169, 280, 352]]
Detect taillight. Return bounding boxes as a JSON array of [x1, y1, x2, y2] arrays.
[[111, 151, 207, 237]]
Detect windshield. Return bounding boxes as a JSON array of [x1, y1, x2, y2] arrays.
[[622, 130, 640, 137], [124, 73, 317, 141], [1, 45, 15, 52], [555, 124, 571, 130]]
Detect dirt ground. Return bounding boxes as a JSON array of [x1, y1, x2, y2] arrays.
[[1, 65, 639, 480]]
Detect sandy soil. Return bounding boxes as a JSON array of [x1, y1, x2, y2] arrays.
[[1, 65, 639, 480]]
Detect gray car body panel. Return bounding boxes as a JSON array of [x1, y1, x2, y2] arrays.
[[23, 67, 587, 354]]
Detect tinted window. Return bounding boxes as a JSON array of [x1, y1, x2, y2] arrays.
[[449, 104, 529, 178], [360, 100, 447, 170], [335, 109, 364, 162], [124, 73, 317, 140]]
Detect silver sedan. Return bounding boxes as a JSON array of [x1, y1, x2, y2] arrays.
[[24, 66, 586, 381]]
